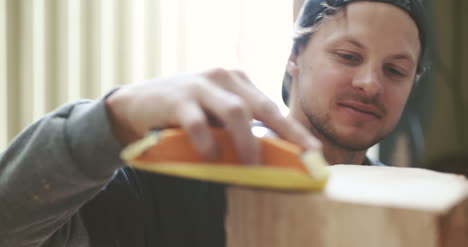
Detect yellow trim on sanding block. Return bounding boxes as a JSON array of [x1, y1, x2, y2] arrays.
[[121, 129, 329, 191]]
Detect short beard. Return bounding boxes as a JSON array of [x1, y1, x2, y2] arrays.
[[304, 109, 385, 152]]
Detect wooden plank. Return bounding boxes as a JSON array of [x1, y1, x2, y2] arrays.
[[226, 165, 468, 247]]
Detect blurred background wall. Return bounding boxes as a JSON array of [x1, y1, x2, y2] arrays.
[[1, 0, 163, 148], [373, 0, 468, 173], [0, 0, 293, 150], [424, 0, 468, 174], [1, 0, 467, 173], [378, 0, 468, 173]]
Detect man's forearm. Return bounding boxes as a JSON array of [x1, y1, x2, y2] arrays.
[[0, 99, 125, 247]]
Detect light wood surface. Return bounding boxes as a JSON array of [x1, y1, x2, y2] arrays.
[[226, 165, 468, 247]]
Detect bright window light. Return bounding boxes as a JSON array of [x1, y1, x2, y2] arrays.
[[161, 0, 293, 113]]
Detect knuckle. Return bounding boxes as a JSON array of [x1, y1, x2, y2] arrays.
[[231, 69, 253, 84], [162, 96, 180, 110], [224, 98, 248, 119], [231, 69, 248, 79], [186, 117, 207, 135], [205, 68, 239, 88], [256, 97, 278, 116], [184, 117, 215, 155], [207, 67, 229, 80]]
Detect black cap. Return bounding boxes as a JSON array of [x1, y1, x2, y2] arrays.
[[282, 0, 429, 105]]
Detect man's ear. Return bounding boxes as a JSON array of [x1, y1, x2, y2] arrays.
[[282, 52, 300, 106], [286, 53, 299, 79]]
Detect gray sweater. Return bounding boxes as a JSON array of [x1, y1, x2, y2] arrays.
[[0, 99, 125, 247]]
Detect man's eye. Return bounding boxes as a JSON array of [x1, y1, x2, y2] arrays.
[[337, 53, 361, 64], [385, 65, 407, 78]]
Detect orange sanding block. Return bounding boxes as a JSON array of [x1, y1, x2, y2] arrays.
[[121, 128, 329, 190]]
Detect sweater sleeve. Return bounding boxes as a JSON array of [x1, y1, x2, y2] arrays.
[[0, 97, 126, 247]]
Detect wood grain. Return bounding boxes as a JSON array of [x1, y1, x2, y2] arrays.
[[226, 165, 468, 247]]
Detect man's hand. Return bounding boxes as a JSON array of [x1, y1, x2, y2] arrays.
[[106, 68, 320, 164]]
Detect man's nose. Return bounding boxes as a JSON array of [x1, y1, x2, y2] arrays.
[[351, 66, 383, 97]]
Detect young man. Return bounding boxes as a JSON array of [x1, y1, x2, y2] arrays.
[[0, 0, 428, 246]]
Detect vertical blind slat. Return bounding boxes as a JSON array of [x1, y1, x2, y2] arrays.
[[160, 0, 181, 75], [115, 0, 133, 85], [43, 0, 59, 111], [144, 0, 161, 79], [19, 0, 33, 127], [67, 0, 81, 101], [80, 0, 99, 99], [131, 0, 144, 83], [90, 0, 102, 99], [55, 0, 70, 105], [99, 0, 115, 93], [32, 0, 46, 121], [0, 0, 7, 149], [6, 0, 21, 142]]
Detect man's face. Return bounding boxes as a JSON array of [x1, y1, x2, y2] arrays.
[[288, 2, 421, 151]]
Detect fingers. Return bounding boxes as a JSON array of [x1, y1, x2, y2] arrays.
[[176, 101, 217, 161], [108, 68, 320, 166], [196, 83, 260, 165], [209, 69, 321, 152], [270, 117, 322, 151], [249, 97, 320, 151]]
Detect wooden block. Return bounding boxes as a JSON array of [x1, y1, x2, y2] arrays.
[[226, 165, 468, 247]]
